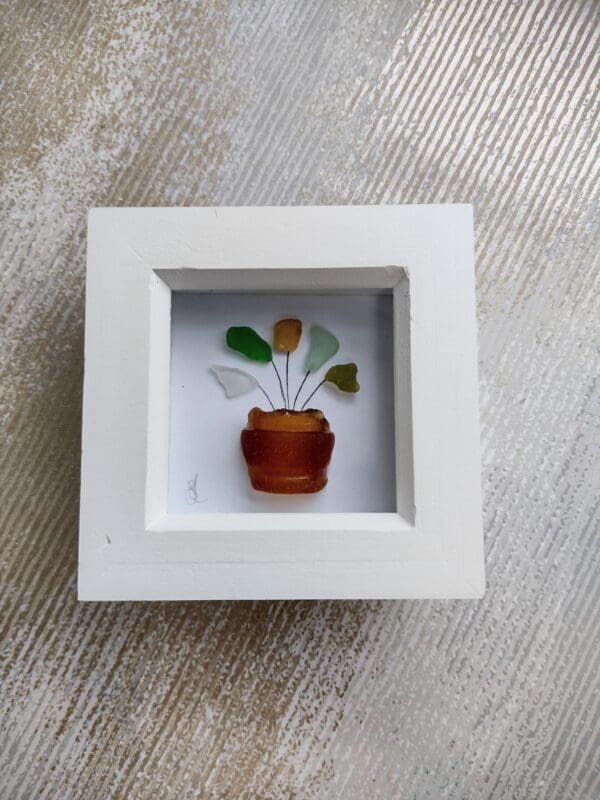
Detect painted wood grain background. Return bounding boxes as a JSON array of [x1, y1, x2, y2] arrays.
[[1, 1, 598, 797]]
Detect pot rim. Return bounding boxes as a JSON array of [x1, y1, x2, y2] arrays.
[[245, 407, 331, 433]]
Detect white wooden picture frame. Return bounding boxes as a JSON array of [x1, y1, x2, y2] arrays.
[[79, 205, 484, 600]]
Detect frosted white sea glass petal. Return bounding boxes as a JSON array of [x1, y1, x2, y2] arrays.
[[210, 365, 258, 398]]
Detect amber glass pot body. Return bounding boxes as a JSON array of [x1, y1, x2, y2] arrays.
[[241, 408, 335, 494]]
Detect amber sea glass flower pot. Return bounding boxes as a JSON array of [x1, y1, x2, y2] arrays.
[[241, 408, 335, 494]]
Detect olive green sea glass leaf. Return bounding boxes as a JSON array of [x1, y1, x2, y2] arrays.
[[226, 326, 272, 362], [324, 363, 360, 393], [210, 365, 258, 398], [305, 325, 339, 372]]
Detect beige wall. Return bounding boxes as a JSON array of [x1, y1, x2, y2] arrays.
[[1, 2, 598, 798]]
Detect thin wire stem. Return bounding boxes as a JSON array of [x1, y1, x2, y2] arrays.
[[271, 360, 287, 408], [293, 370, 310, 410], [256, 382, 275, 410], [300, 379, 325, 410], [285, 352, 290, 408]]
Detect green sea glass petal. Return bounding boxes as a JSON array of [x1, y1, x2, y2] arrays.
[[211, 365, 258, 398], [226, 326, 272, 362], [305, 325, 339, 372], [324, 363, 360, 393]]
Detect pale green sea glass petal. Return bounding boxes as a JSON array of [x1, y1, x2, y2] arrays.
[[324, 363, 360, 393], [226, 326, 272, 362], [305, 325, 339, 372], [211, 365, 258, 398]]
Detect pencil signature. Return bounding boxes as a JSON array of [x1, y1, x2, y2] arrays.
[[185, 473, 206, 505]]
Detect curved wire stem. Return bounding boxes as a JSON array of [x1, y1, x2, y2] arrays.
[[257, 382, 275, 410], [293, 370, 310, 410], [300, 379, 326, 410], [271, 360, 287, 408]]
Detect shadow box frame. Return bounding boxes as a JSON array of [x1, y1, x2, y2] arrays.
[[79, 205, 485, 600]]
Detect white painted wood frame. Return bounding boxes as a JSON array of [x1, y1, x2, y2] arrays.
[[79, 205, 484, 600]]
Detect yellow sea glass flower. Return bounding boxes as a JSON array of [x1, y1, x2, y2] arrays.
[[273, 318, 302, 352]]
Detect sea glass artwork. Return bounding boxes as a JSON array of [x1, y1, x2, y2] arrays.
[[211, 318, 360, 494]]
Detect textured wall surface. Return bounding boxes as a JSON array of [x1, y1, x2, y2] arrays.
[[1, 1, 599, 798]]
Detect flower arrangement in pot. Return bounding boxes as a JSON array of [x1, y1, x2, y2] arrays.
[[211, 319, 360, 494]]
